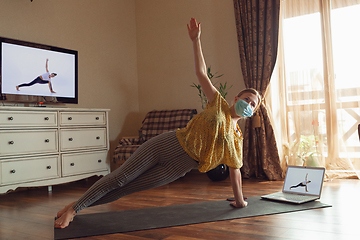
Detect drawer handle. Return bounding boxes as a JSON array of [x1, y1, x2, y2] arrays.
[[98, 159, 102, 163], [10, 169, 16, 174], [44, 117, 49, 121], [69, 138, 73, 141], [47, 166, 52, 170], [45, 139, 50, 143], [68, 117, 72, 121], [95, 117, 100, 120], [8, 141, 14, 145], [70, 163, 75, 166], [96, 136, 100, 140], [8, 117, 14, 121]]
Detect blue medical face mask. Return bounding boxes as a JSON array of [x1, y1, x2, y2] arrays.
[[235, 99, 253, 117]]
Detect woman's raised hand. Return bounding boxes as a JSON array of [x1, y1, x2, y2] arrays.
[[187, 18, 201, 41]]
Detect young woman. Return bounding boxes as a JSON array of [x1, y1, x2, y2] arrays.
[[54, 18, 261, 229], [16, 58, 57, 93]]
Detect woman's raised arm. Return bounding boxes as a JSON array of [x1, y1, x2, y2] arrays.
[[187, 18, 218, 104]]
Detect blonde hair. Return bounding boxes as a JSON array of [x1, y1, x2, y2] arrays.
[[237, 88, 262, 113]]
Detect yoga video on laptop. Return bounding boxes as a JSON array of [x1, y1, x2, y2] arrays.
[[283, 167, 324, 195]]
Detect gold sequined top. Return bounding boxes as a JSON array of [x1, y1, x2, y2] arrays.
[[176, 92, 243, 173]]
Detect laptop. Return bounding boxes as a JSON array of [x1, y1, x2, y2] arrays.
[[261, 165, 325, 204]]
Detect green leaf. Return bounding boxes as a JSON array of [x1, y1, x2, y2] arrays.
[[192, 66, 232, 108]]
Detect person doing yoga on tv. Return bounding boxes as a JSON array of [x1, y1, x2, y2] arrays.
[[16, 58, 57, 93], [290, 173, 311, 192], [55, 18, 262, 229]]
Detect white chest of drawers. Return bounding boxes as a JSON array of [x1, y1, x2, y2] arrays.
[[0, 107, 110, 193]]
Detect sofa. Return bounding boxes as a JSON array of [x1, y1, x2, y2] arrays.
[[113, 109, 197, 168]]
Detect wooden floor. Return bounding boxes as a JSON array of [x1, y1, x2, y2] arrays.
[[0, 170, 359, 240]]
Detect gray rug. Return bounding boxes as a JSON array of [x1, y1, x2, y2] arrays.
[[54, 196, 331, 239]]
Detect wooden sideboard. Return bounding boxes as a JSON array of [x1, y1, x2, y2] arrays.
[[0, 107, 110, 193]]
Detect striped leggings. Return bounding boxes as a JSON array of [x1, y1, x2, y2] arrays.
[[72, 131, 198, 213]]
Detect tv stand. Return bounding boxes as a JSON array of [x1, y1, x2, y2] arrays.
[[0, 106, 110, 193]]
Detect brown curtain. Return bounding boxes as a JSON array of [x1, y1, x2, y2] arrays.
[[233, 0, 283, 180]]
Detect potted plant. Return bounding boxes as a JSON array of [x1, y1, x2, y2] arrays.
[[289, 135, 321, 167], [191, 66, 232, 109]]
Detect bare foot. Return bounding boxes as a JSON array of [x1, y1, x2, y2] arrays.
[[230, 200, 248, 208], [16, 86, 19, 91], [54, 207, 76, 229], [57, 202, 76, 218]]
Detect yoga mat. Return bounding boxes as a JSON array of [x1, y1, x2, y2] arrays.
[[54, 196, 331, 240]]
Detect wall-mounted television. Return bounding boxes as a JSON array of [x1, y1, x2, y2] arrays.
[[0, 37, 78, 104]]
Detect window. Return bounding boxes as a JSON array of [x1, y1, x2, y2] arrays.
[[279, 0, 360, 174], [331, 4, 360, 158]]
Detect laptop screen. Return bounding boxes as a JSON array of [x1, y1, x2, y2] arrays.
[[283, 166, 325, 196]]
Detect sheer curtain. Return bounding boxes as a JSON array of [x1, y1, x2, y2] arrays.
[[271, 0, 360, 179]]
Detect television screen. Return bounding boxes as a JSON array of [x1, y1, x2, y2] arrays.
[[0, 37, 78, 104]]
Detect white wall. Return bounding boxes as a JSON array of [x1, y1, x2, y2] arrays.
[[0, 0, 140, 166], [135, 0, 245, 116], [0, 0, 244, 168]]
